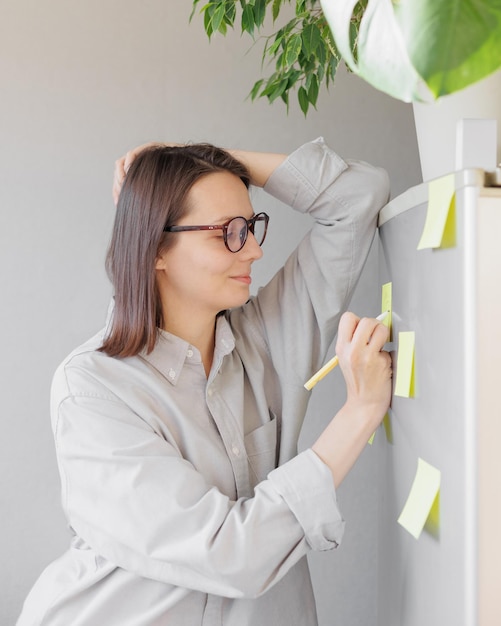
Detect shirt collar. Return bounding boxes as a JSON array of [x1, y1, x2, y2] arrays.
[[214, 314, 235, 360], [140, 315, 235, 385]]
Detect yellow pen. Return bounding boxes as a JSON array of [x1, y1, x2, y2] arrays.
[[304, 311, 389, 391]]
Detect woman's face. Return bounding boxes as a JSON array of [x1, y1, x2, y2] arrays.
[[155, 170, 264, 322]]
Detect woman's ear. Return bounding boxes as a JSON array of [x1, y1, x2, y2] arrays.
[[155, 252, 167, 271]]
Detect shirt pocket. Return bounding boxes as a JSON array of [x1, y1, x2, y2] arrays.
[[244, 413, 278, 484]]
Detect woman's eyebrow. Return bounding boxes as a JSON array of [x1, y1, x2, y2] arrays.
[[209, 212, 255, 224]]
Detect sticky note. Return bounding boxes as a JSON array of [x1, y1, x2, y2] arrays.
[[417, 174, 456, 250], [394, 331, 416, 398], [424, 491, 440, 539], [383, 412, 393, 444], [368, 412, 393, 445], [398, 458, 441, 540], [381, 282, 392, 341]]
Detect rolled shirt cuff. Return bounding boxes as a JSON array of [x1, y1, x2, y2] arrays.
[[268, 448, 345, 551]]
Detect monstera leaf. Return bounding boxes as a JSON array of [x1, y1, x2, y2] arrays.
[[320, 0, 501, 102]]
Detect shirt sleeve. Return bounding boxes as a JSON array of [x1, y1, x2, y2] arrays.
[[53, 370, 344, 599], [238, 137, 390, 387]]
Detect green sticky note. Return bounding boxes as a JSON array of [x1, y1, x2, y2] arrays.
[[417, 174, 456, 250], [394, 331, 416, 398], [398, 458, 441, 540], [368, 431, 376, 445], [381, 282, 393, 341]]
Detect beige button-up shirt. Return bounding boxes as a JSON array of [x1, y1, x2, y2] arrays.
[[18, 139, 389, 625]]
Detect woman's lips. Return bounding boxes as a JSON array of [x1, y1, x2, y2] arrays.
[[231, 275, 252, 284]]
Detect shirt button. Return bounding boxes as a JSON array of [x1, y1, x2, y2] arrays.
[[168, 369, 176, 379], [187, 349, 194, 358], [207, 388, 213, 397], [232, 445, 240, 457]]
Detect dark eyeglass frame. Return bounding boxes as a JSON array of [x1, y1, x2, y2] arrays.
[[164, 212, 269, 253]]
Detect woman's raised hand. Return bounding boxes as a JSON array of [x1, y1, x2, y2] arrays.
[[112, 142, 288, 204], [112, 142, 181, 205]]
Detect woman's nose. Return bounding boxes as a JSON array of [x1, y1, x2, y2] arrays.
[[241, 231, 264, 260]]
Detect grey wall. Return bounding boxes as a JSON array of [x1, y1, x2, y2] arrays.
[[0, 1, 421, 624]]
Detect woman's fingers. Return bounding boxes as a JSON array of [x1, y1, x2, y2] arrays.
[[337, 312, 389, 353], [112, 157, 127, 205], [365, 319, 390, 351], [337, 311, 360, 344], [112, 142, 168, 205], [336, 310, 392, 418]]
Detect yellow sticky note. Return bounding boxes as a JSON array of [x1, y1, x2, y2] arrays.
[[424, 491, 440, 539], [383, 412, 393, 444], [417, 174, 456, 250], [381, 282, 392, 341], [398, 458, 441, 540], [394, 331, 416, 398]]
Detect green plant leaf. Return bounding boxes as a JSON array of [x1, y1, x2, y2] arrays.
[[307, 72, 319, 106], [266, 77, 289, 102], [203, 3, 214, 38], [394, 0, 501, 97], [301, 22, 321, 58], [321, 0, 501, 101], [320, 0, 424, 100], [268, 32, 284, 57], [211, 3, 226, 32], [241, 3, 256, 34], [224, 1, 237, 26], [249, 78, 265, 100], [253, 0, 267, 27], [326, 52, 339, 84], [317, 62, 325, 83], [316, 36, 327, 65], [298, 85, 309, 114], [272, 0, 283, 21], [296, 0, 307, 16], [285, 33, 303, 67], [190, 0, 202, 22], [286, 68, 302, 87], [280, 90, 290, 111]]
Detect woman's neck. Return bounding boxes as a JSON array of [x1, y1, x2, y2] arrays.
[[161, 312, 216, 378]]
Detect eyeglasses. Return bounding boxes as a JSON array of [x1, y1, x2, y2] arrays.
[[164, 212, 269, 253]]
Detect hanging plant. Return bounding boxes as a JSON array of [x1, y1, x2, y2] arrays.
[[191, 0, 367, 115], [191, 0, 501, 114]]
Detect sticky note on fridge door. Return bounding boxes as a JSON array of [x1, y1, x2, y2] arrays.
[[383, 412, 393, 444], [381, 282, 392, 341], [394, 331, 416, 398], [398, 458, 441, 540], [417, 174, 456, 250]]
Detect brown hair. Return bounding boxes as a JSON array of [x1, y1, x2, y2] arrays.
[[99, 143, 250, 358]]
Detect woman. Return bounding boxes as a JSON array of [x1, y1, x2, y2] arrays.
[[18, 138, 391, 625]]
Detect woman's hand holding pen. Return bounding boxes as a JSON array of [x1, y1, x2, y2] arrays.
[[312, 312, 392, 488], [336, 311, 392, 421]]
